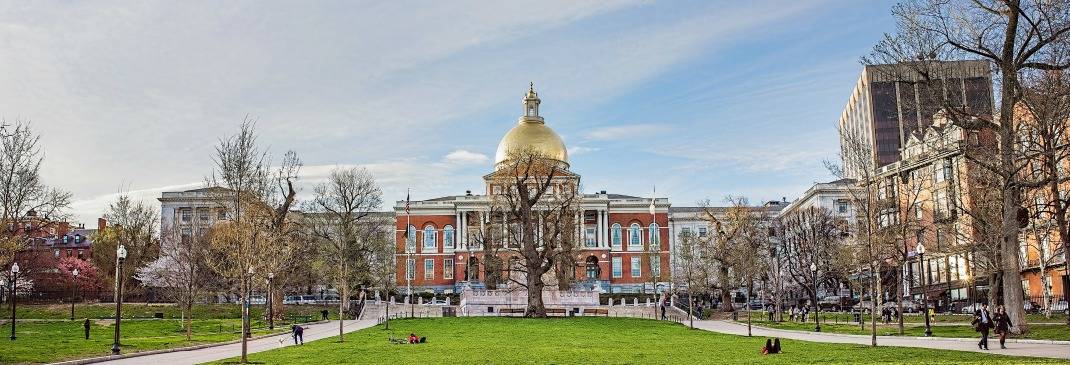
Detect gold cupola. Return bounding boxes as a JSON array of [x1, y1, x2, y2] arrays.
[[493, 83, 569, 168]]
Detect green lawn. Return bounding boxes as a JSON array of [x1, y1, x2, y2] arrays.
[[0, 302, 339, 364], [211, 317, 1069, 365], [12, 303, 335, 321], [742, 316, 1070, 341]]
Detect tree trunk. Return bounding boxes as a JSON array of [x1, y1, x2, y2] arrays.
[[870, 272, 877, 347], [996, 2, 1029, 335], [384, 297, 390, 330], [526, 270, 547, 317], [185, 300, 192, 341], [688, 291, 694, 328], [338, 286, 346, 342], [719, 266, 734, 312], [897, 260, 905, 336]]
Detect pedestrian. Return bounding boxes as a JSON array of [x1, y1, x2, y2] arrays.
[[654, 293, 663, 318], [82, 318, 91, 340], [321, 309, 329, 321], [993, 305, 1010, 349], [292, 324, 304, 345], [972, 303, 994, 350]]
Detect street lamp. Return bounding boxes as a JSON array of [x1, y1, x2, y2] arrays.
[[71, 268, 80, 320], [810, 262, 820, 332], [917, 242, 932, 337], [9, 262, 19, 341], [245, 266, 254, 339], [112, 244, 127, 355], [267, 272, 274, 330]]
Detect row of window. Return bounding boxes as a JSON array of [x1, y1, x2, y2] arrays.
[[404, 256, 663, 281], [179, 208, 226, 223], [610, 256, 660, 279], [405, 258, 455, 280], [406, 222, 666, 251]]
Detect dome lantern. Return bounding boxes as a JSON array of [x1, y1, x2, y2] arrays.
[[494, 83, 568, 167]]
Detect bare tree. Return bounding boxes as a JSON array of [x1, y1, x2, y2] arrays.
[[204, 119, 302, 363], [488, 147, 580, 317], [138, 224, 212, 340], [0, 121, 71, 275], [91, 195, 160, 295], [305, 166, 384, 341], [672, 229, 708, 328], [867, 0, 1070, 334]]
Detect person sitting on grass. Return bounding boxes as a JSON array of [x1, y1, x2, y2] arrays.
[[409, 333, 418, 344]]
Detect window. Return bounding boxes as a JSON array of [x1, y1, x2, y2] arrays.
[[406, 225, 416, 252], [612, 257, 622, 278], [836, 200, 849, 214], [217, 210, 227, 220], [406, 259, 415, 280], [698, 227, 708, 238], [67, 249, 72, 257], [444, 259, 454, 279], [629, 224, 642, 247], [54, 249, 60, 258], [424, 259, 434, 280], [198, 209, 209, 222], [651, 256, 661, 278], [611, 223, 622, 247], [585, 227, 596, 247], [181, 210, 192, 223], [648, 223, 660, 246], [915, 204, 924, 220], [630, 257, 641, 278], [423, 225, 437, 250], [443, 225, 454, 249], [77, 249, 84, 259], [680, 227, 691, 235]]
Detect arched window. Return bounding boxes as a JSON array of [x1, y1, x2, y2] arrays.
[[629, 223, 642, 247], [423, 225, 437, 250], [443, 225, 455, 249], [648, 223, 660, 246], [406, 225, 416, 252], [611, 223, 622, 247]]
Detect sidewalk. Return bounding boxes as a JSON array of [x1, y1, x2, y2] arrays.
[[689, 320, 1070, 360], [67, 319, 377, 365]]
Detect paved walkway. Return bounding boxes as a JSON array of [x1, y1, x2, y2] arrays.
[[85, 319, 377, 365], [690, 320, 1070, 360]]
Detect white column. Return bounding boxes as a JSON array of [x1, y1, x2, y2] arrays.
[[602, 209, 610, 248], [479, 211, 486, 251], [455, 211, 462, 249], [596, 210, 604, 248]]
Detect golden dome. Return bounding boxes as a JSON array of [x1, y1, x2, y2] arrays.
[[493, 84, 569, 166]]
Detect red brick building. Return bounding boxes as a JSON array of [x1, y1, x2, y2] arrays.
[[393, 86, 671, 294]]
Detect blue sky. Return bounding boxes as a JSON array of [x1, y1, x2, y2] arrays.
[[0, 0, 897, 223]]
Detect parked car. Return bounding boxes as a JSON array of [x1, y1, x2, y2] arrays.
[[819, 296, 851, 311], [318, 295, 341, 305], [284, 295, 319, 305], [428, 298, 449, 306], [249, 295, 267, 305], [959, 302, 983, 314], [852, 301, 874, 313]]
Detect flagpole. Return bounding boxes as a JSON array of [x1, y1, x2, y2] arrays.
[[405, 188, 413, 318]]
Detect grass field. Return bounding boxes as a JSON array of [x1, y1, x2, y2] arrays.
[[740, 314, 1070, 341], [0, 319, 287, 364], [211, 317, 1070, 365], [1, 303, 332, 364], [11, 303, 335, 321]]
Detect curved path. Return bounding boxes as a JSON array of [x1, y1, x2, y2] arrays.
[[69, 319, 377, 365], [690, 320, 1070, 360]]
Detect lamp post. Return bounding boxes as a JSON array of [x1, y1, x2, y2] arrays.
[[71, 268, 79, 320], [917, 242, 932, 337], [267, 272, 274, 330], [111, 244, 127, 355], [810, 262, 820, 332], [9, 262, 19, 341], [245, 266, 253, 339]]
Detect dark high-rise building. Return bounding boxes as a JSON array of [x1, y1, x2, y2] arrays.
[[838, 60, 992, 178]]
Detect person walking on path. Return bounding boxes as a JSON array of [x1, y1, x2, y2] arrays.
[[993, 305, 1011, 349], [972, 303, 994, 350], [83, 318, 91, 340], [659, 293, 667, 320], [291, 324, 304, 345]]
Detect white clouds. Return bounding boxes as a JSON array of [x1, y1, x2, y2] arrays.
[[567, 146, 600, 155], [443, 149, 490, 165], [6, 1, 835, 223], [584, 124, 666, 141]]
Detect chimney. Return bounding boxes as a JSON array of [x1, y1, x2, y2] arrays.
[[465, 190, 472, 196], [97, 217, 108, 231]]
